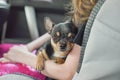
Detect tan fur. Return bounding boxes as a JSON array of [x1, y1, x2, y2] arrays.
[[56, 32, 60, 36], [68, 33, 72, 37], [36, 51, 45, 71], [54, 57, 65, 64], [36, 50, 50, 71], [42, 49, 50, 60]]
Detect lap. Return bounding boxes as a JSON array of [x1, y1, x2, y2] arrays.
[[0, 43, 46, 80]]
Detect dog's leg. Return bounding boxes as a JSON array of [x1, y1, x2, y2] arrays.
[[54, 57, 65, 64], [36, 51, 45, 71], [42, 49, 50, 60]]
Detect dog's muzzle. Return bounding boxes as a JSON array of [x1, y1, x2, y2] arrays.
[[60, 43, 67, 51]]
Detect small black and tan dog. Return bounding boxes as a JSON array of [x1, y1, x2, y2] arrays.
[[36, 17, 78, 72]]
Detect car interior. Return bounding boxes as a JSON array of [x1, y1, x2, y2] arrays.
[[0, 0, 70, 79], [1, 0, 120, 80], [0, 0, 70, 44]]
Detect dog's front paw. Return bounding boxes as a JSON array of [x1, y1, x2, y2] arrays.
[[36, 52, 44, 71], [54, 57, 65, 64], [36, 62, 44, 71]]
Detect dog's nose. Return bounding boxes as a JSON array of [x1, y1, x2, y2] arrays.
[[60, 44, 67, 49]]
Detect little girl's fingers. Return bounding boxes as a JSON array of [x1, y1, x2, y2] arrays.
[[3, 53, 13, 62], [0, 57, 10, 63]]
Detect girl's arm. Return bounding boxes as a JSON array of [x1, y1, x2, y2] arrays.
[[26, 33, 51, 52], [0, 36, 80, 80], [0, 33, 50, 65], [41, 44, 81, 80]]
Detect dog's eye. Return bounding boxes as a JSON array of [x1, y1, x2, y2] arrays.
[[68, 33, 73, 40], [67, 33, 75, 42], [68, 33, 72, 38], [56, 32, 60, 37], [54, 32, 60, 38], [53, 32, 60, 43]]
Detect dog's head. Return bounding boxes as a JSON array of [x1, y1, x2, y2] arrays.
[[45, 17, 78, 53]]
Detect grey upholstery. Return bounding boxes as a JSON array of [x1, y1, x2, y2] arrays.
[[0, 74, 35, 80], [77, 0, 105, 73], [74, 0, 120, 80]]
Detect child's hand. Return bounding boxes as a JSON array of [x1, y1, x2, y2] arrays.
[[2, 45, 31, 63], [1, 45, 36, 68], [0, 57, 10, 63]]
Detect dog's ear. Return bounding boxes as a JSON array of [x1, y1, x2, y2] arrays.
[[44, 17, 54, 33]]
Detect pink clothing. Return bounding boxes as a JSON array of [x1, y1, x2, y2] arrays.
[[0, 43, 46, 80], [0, 43, 16, 57]]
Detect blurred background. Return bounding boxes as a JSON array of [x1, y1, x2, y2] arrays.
[[0, 0, 70, 44]]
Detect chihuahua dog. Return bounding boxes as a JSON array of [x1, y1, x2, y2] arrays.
[[36, 17, 78, 72]]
